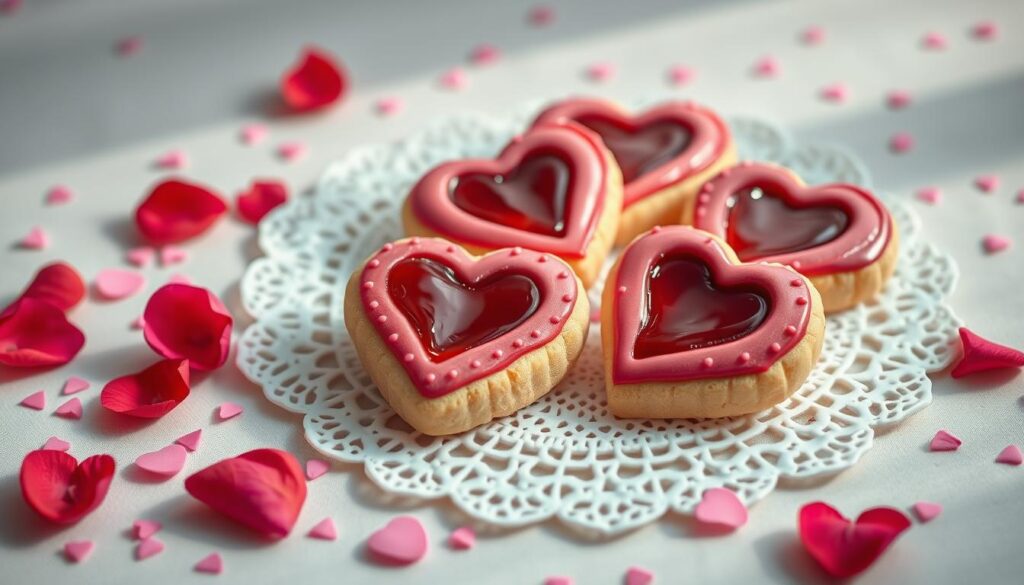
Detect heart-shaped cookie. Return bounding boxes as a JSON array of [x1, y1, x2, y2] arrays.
[[602, 226, 824, 419], [403, 124, 621, 288], [686, 162, 897, 312], [533, 98, 735, 244]]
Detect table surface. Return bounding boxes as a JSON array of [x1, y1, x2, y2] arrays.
[[2, 0, 1023, 583]]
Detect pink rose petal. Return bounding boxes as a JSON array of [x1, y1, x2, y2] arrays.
[[64, 540, 95, 563], [922, 31, 948, 50], [43, 436, 71, 451], [889, 132, 915, 154], [996, 445, 1023, 466], [912, 501, 942, 523], [438, 67, 467, 91], [19, 391, 46, 411], [217, 402, 243, 421], [449, 526, 475, 550], [160, 246, 188, 266], [952, 327, 1024, 377], [308, 517, 338, 541], [972, 21, 999, 41], [46, 185, 74, 205], [375, 97, 404, 117], [135, 537, 164, 561], [62, 376, 90, 395], [240, 123, 268, 146], [19, 226, 49, 250], [54, 397, 83, 420], [694, 487, 748, 529], [195, 552, 224, 575], [930, 429, 962, 452], [127, 247, 156, 268], [667, 65, 695, 86], [469, 43, 501, 66], [887, 90, 912, 110], [133, 519, 163, 540], [626, 566, 654, 585], [820, 82, 849, 103], [116, 36, 143, 57], [305, 458, 329, 480], [545, 578, 573, 585], [528, 5, 555, 27], [753, 55, 780, 78], [982, 234, 1011, 254], [135, 444, 188, 477], [95, 268, 145, 300], [367, 516, 428, 565], [154, 149, 188, 170], [801, 25, 826, 45], [176, 429, 202, 452], [586, 62, 615, 82], [277, 141, 307, 163], [975, 174, 999, 193], [916, 186, 941, 205]]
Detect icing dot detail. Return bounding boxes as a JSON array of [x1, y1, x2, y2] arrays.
[[538, 255, 548, 263], [362, 281, 375, 289], [618, 286, 628, 294], [403, 353, 415, 362], [738, 352, 751, 364], [768, 342, 782, 354], [470, 360, 481, 368], [796, 297, 808, 306], [388, 333, 399, 343], [702, 357, 714, 367], [792, 260, 802, 269], [369, 300, 380, 309], [784, 325, 797, 336], [510, 247, 523, 256], [446, 245, 455, 253], [368, 259, 380, 268], [409, 237, 420, 245], [376, 315, 387, 323], [549, 315, 560, 324], [492, 349, 503, 359], [381, 243, 393, 252], [531, 330, 541, 338], [790, 279, 802, 287], [652, 225, 662, 233], [424, 373, 436, 383], [513, 339, 524, 348], [446, 369, 458, 380], [562, 293, 573, 302], [557, 271, 569, 279]]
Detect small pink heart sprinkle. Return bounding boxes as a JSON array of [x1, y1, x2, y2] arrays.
[[667, 65, 695, 86], [155, 149, 188, 170], [528, 4, 555, 27], [996, 445, 1023, 466], [820, 82, 849, 103], [753, 55, 780, 77], [982, 234, 1011, 254], [131, 315, 146, 330], [306, 458, 329, 480], [176, 429, 202, 452], [912, 501, 942, 523], [1, 0, 24, 16], [449, 526, 475, 550], [166, 273, 192, 285], [469, 43, 501, 66], [922, 31, 948, 50], [116, 36, 143, 57], [62, 376, 90, 395], [277, 141, 307, 163], [890, 132, 915, 153], [801, 25, 826, 45], [42, 436, 71, 451], [625, 566, 654, 585], [972, 21, 999, 41], [375, 97, 404, 117], [20, 226, 49, 250], [930, 429, 962, 452], [308, 517, 338, 541], [194, 552, 223, 575], [46, 185, 74, 205], [438, 67, 468, 91], [160, 246, 188, 266], [217, 402, 243, 421], [545, 578, 573, 585], [916, 186, 941, 205], [133, 519, 163, 540], [54, 397, 83, 420], [135, 537, 165, 561], [126, 246, 155, 268], [367, 516, 428, 565], [975, 174, 999, 193], [240, 123, 268, 145], [64, 540, 95, 563], [95, 268, 145, 300], [694, 487, 748, 529], [887, 89, 912, 109], [586, 62, 616, 82], [19, 391, 46, 411], [135, 444, 188, 477]]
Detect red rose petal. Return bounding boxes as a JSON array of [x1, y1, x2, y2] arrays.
[[236, 180, 289, 225], [798, 502, 911, 578], [281, 46, 346, 113], [184, 448, 307, 539], [143, 284, 233, 371], [20, 450, 115, 525], [135, 179, 228, 244], [100, 359, 190, 418], [11, 262, 87, 313], [0, 298, 86, 367], [951, 327, 1024, 378]]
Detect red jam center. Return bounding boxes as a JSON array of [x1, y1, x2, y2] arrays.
[[574, 115, 691, 183], [387, 257, 540, 362], [449, 152, 572, 237], [634, 257, 768, 359], [725, 186, 849, 261]]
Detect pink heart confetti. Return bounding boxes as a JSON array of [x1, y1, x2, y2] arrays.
[[801, 25, 826, 45], [586, 62, 615, 82], [64, 540, 95, 563], [160, 246, 188, 266], [975, 174, 999, 193], [375, 97, 404, 117], [133, 519, 163, 540], [982, 234, 1011, 254], [820, 82, 849, 103], [1, 0, 24, 16], [625, 566, 654, 585], [277, 141, 307, 163], [996, 445, 1022, 466], [240, 123, 268, 146], [887, 89, 912, 110], [912, 501, 942, 523], [753, 55, 780, 78], [62, 376, 90, 395], [930, 429, 962, 452], [195, 552, 224, 575], [438, 67, 468, 91], [1017, 189, 1024, 204], [46, 185, 74, 205], [367, 516, 428, 565], [135, 537, 165, 561], [131, 315, 146, 330], [449, 526, 475, 550], [972, 21, 999, 41], [528, 4, 555, 27], [922, 31, 948, 50], [135, 444, 188, 477], [176, 429, 202, 452], [916, 186, 941, 205], [952, 328, 1024, 377], [545, 578, 573, 585], [308, 517, 338, 541], [155, 149, 189, 170], [19, 391, 46, 411], [54, 397, 83, 420], [42, 436, 71, 451], [694, 487, 748, 529], [20, 226, 49, 250], [127, 246, 155, 268], [166, 273, 192, 285], [305, 458, 329, 480], [95, 268, 145, 300], [667, 65, 695, 86], [116, 36, 143, 57], [889, 132, 915, 154], [469, 43, 501, 66], [217, 402, 243, 421]]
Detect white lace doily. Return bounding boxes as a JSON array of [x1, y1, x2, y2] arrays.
[[237, 108, 961, 535]]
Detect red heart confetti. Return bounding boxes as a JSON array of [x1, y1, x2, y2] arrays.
[[236, 180, 289, 225], [62, 376, 90, 395], [930, 429, 962, 452], [135, 536, 165, 561], [176, 429, 202, 452], [449, 526, 475, 550], [135, 444, 188, 477], [694, 487, 748, 530], [996, 445, 1022, 466], [95, 268, 146, 300], [951, 327, 1024, 378], [184, 449, 307, 539], [194, 552, 224, 575], [307, 517, 338, 541], [135, 179, 228, 244], [53, 397, 83, 420], [133, 519, 162, 540], [912, 501, 942, 523], [305, 458, 328, 481], [798, 502, 911, 578], [143, 284, 233, 371], [281, 46, 346, 113], [19, 391, 46, 410], [625, 566, 654, 585], [42, 436, 71, 451], [20, 450, 115, 524], [0, 298, 85, 367], [367, 516, 429, 565], [64, 540, 95, 563], [100, 359, 191, 418]]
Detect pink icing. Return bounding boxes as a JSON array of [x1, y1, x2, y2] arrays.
[[611, 226, 812, 384], [408, 124, 608, 259], [360, 238, 578, 398], [692, 162, 893, 276], [531, 98, 730, 206]]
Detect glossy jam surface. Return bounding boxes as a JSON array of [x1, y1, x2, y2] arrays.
[[575, 116, 691, 183], [387, 257, 540, 362], [449, 153, 572, 237], [725, 187, 849, 261], [634, 256, 768, 359]]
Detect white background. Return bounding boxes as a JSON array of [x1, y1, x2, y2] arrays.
[[1, 0, 1023, 583]]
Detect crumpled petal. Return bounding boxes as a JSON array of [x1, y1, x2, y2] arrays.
[[951, 327, 1024, 378], [0, 298, 86, 367], [236, 180, 289, 225], [281, 46, 347, 112], [143, 284, 232, 371], [184, 449, 306, 539], [135, 179, 228, 244], [799, 502, 911, 578], [20, 450, 116, 524], [8, 262, 86, 313], [100, 359, 190, 418]]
